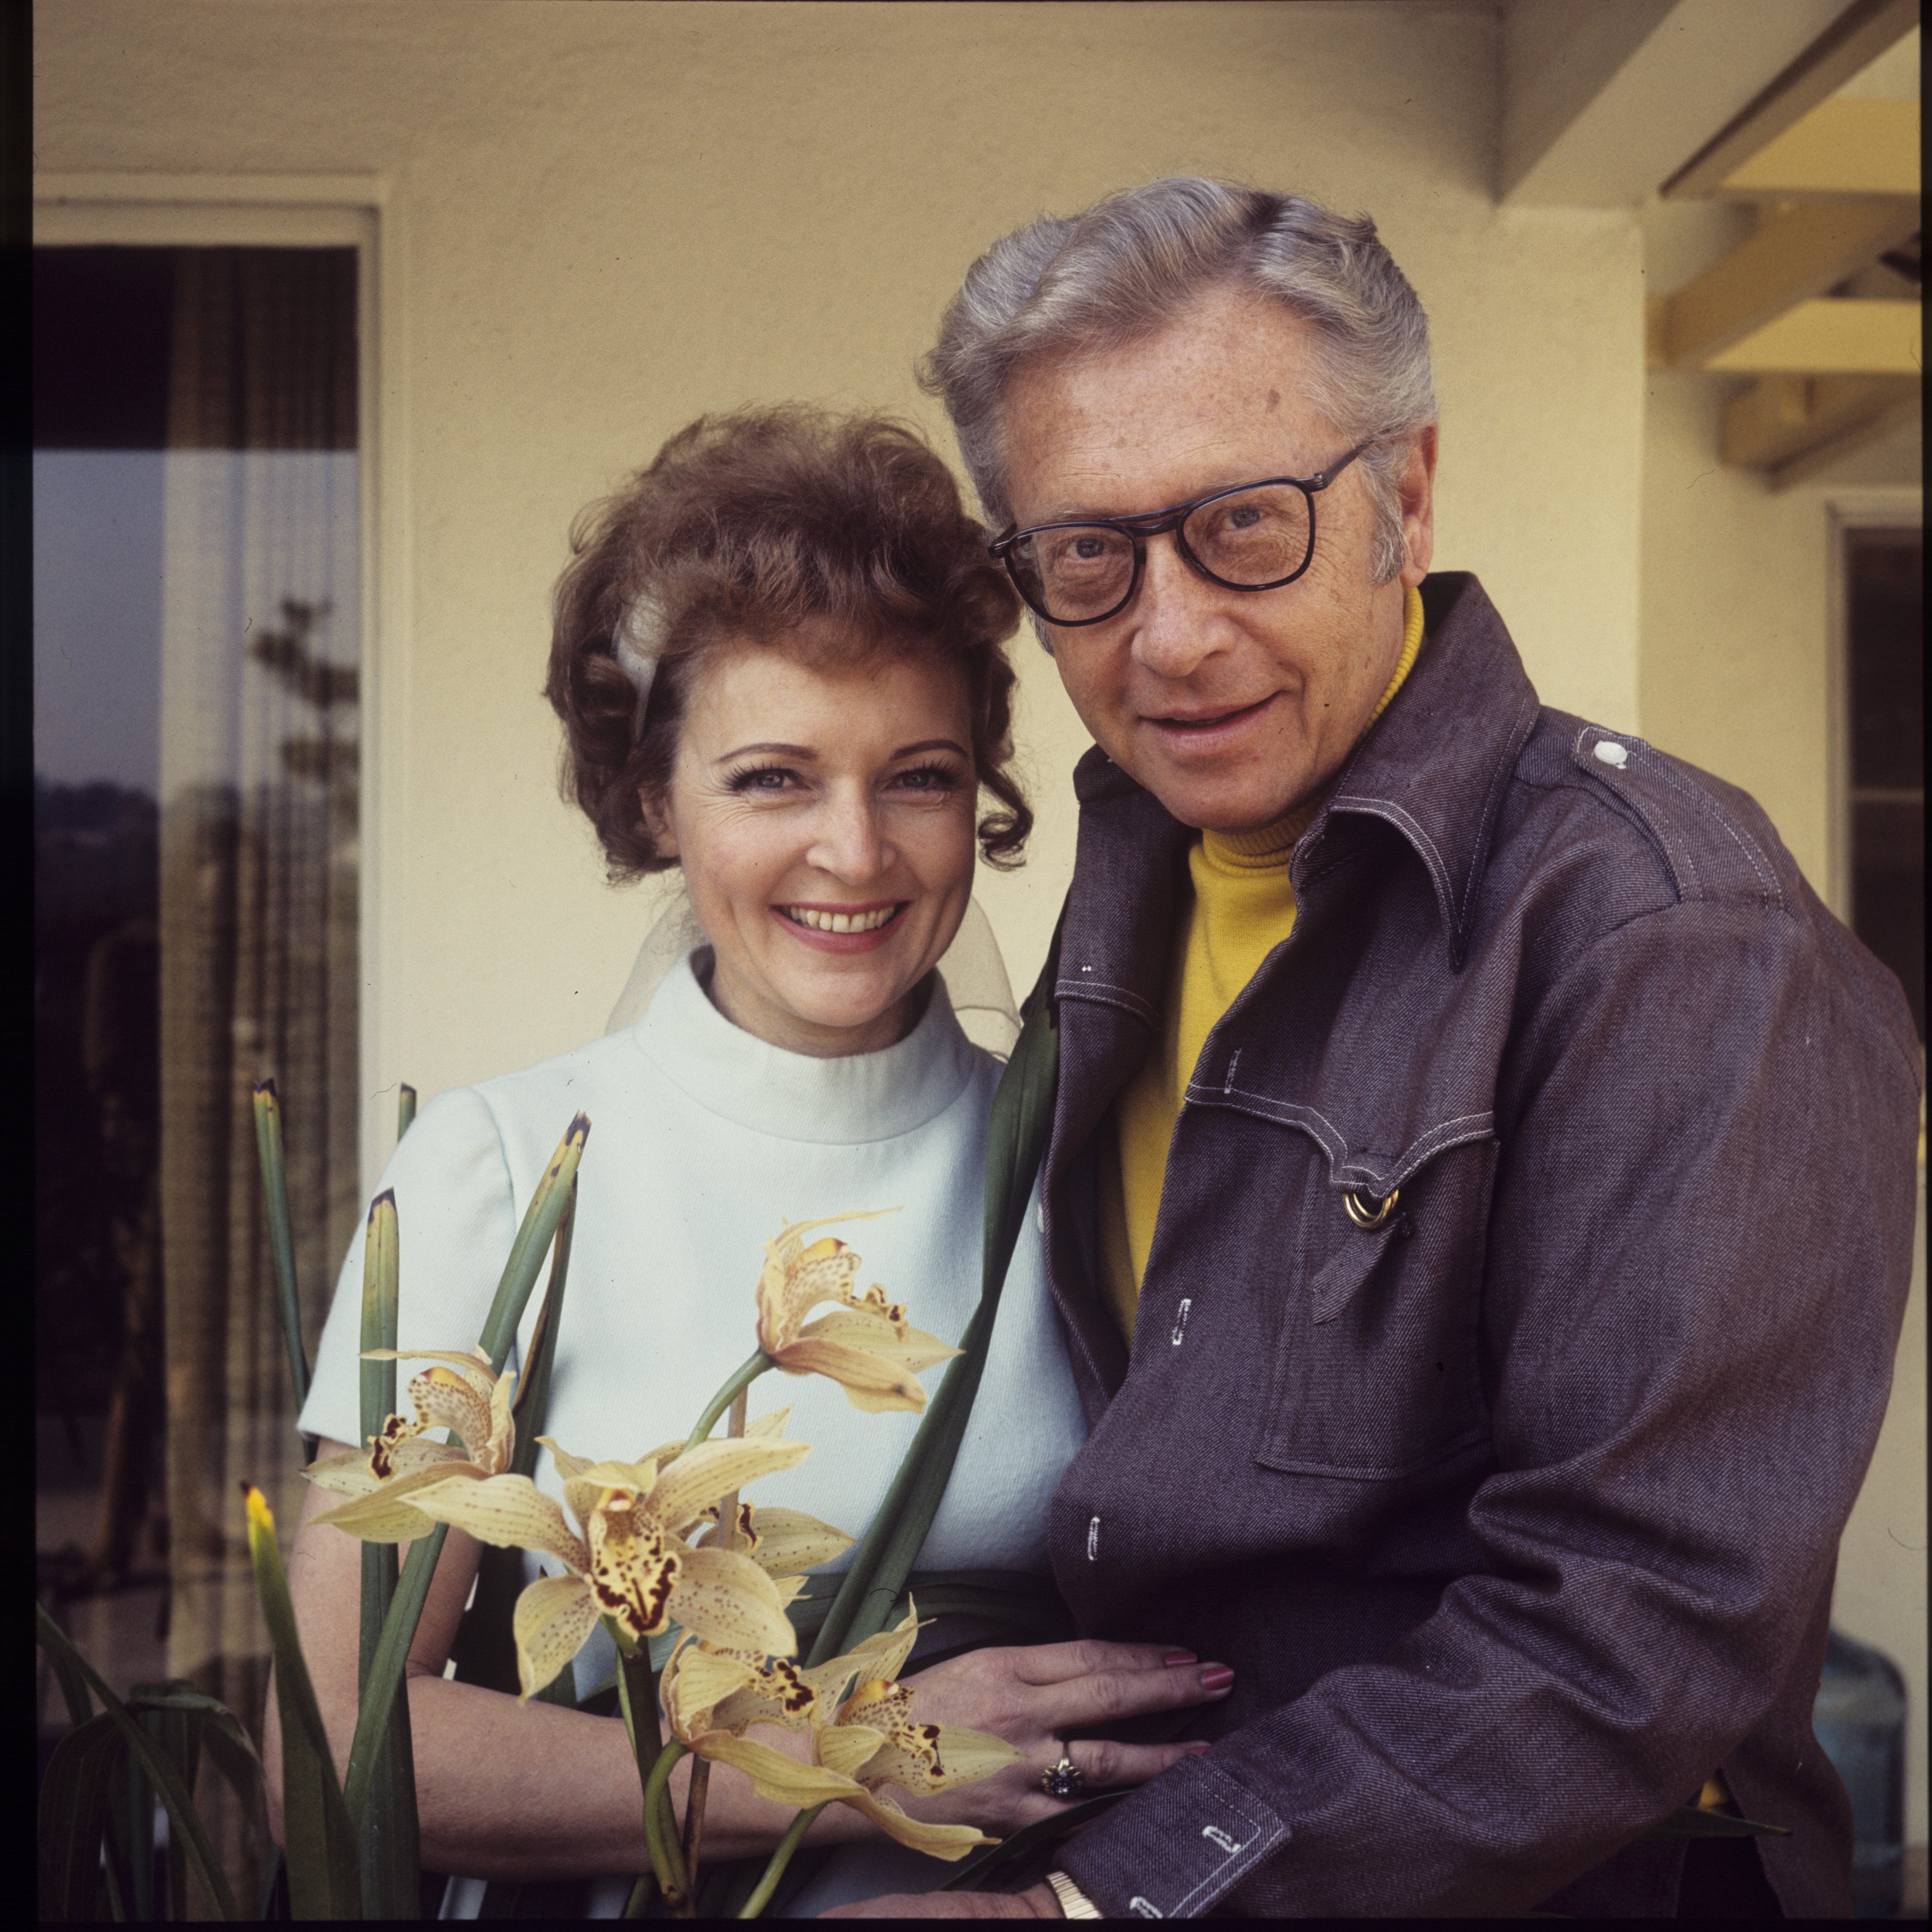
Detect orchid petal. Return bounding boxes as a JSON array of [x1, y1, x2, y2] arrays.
[[844, 1789, 992, 1860], [407, 1473, 589, 1572], [798, 1310, 960, 1374], [707, 1505, 851, 1576], [648, 1436, 809, 1531], [773, 1338, 928, 1412], [309, 1461, 484, 1540], [696, 1734, 866, 1812], [512, 1574, 599, 1701], [816, 1721, 890, 1781], [669, 1543, 799, 1657]]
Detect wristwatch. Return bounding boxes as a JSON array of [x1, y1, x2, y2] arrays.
[[1046, 1869, 1103, 1918]]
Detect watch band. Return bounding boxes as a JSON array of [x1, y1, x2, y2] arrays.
[[1046, 1869, 1104, 1919]]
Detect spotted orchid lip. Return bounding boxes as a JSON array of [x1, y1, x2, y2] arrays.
[[779, 904, 905, 935]]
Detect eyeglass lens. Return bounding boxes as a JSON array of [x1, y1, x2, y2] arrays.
[[1008, 482, 1315, 623]]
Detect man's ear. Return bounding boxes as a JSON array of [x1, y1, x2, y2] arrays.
[[1397, 424, 1438, 589], [640, 787, 678, 861]]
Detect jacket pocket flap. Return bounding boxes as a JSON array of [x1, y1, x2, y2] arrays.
[[1310, 1217, 1399, 1324]]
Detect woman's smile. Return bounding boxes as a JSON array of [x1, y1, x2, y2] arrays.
[[777, 901, 908, 946]]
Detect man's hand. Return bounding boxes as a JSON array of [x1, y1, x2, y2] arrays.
[[820, 1880, 1063, 1916]]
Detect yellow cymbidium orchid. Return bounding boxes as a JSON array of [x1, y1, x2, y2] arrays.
[[754, 1214, 960, 1414], [661, 1603, 923, 1747], [668, 1604, 1023, 1860], [305, 1347, 516, 1540], [383, 1432, 811, 1699]]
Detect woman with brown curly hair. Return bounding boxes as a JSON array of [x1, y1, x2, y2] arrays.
[[275, 409, 1228, 1915]]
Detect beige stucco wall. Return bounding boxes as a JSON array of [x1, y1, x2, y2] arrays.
[[34, 0, 1646, 1124]]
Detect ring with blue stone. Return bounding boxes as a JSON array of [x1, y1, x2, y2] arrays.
[[1040, 1748, 1086, 1800]]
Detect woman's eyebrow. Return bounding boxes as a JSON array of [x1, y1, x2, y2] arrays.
[[715, 741, 817, 763], [893, 738, 969, 759]]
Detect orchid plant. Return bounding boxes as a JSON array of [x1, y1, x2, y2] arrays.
[[302, 1200, 1015, 1916]]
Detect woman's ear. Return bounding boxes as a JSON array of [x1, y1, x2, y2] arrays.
[[640, 787, 678, 861]]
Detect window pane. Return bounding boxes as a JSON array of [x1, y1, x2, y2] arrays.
[[1845, 528, 1925, 1044], [34, 246, 360, 1776], [1846, 532, 1923, 793]]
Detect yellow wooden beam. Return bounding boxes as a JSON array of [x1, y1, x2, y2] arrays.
[[1665, 0, 1921, 200], [1718, 98, 1921, 200], [1704, 297, 1922, 373], [1653, 198, 1921, 368], [1722, 374, 1919, 468], [1769, 385, 1922, 488]]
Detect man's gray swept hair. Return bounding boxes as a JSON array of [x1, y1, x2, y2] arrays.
[[920, 179, 1435, 586]]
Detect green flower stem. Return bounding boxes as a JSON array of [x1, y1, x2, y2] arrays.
[[738, 1803, 825, 1919], [621, 1871, 660, 1918], [642, 1739, 692, 1912], [681, 1388, 748, 1896], [683, 1350, 773, 1453]]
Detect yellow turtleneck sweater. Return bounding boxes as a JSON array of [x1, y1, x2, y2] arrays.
[[1097, 586, 1428, 1341]]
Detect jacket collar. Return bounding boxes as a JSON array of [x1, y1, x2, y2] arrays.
[[1063, 573, 1541, 988], [1312, 573, 1540, 969]]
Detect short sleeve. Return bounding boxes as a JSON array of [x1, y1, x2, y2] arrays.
[[297, 1087, 518, 1449]]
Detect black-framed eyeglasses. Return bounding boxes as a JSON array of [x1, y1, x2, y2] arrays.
[[989, 444, 1370, 628]]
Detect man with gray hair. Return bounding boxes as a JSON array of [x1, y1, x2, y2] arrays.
[[829, 180, 1920, 1919]]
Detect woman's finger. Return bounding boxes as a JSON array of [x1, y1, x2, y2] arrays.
[[1054, 1735, 1210, 1792], [1008, 1638, 1197, 1686], [1025, 1657, 1234, 1729]]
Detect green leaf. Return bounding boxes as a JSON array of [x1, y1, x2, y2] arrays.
[[37, 1711, 125, 1921], [397, 1084, 417, 1140], [356, 1194, 421, 1918], [252, 1080, 311, 1418], [509, 1174, 577, 1476], [477, 1115, 590, 1374], [1639, 1804, 1789, 1839], [342, 1114, 588, 1838], [35, 1604, 241, 1921], [129, 1685, 210, 1923], [806, 919, 1062, 1666], [42, 1623, 95, 1731], [938, 1789, 1126, 1892], [245, 1486, 362, 1919]]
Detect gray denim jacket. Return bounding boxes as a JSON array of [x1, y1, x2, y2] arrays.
[[1044, 574, 1922, 1918]]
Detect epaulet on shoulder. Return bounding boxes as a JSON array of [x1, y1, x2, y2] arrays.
[[1565, 723, 1786, 913]]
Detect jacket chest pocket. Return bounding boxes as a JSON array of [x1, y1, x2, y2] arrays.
[[1255, 1138, 1496, 1480]]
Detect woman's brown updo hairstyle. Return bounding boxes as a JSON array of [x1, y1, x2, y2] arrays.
[[546, 406, 1031, 880]]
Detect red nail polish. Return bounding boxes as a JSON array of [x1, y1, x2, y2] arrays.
[[1185, 1742, 1212, 1754], [1200, 1665, 1235, 1692], [1163, 1650, 1197, 1667]]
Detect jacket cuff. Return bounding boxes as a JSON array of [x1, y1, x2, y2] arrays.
[[1055, 1756, 1289, 1918]]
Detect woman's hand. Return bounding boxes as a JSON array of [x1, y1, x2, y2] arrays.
[[894, 1639, 1231, 1837]]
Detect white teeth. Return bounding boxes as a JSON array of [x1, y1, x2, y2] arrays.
[[783, 905, 897, 934]]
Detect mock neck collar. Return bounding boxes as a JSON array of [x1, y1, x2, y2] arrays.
[[627, 950, 980, 1144]]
